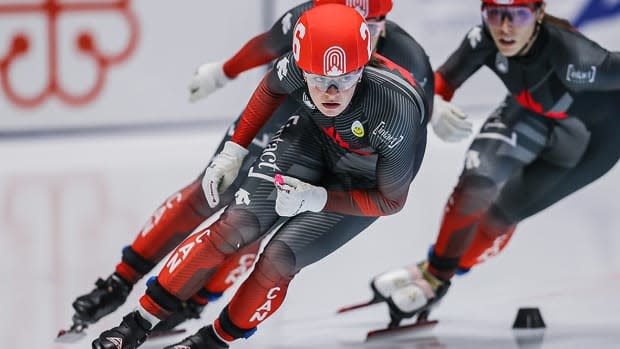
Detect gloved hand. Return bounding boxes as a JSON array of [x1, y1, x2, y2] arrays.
[[202, 141, 249, 208], [430, 95, 473, 142], [188, 61, 232, 102], [274, 174, 327, 217]]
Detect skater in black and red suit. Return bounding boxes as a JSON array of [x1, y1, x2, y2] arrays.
[[364, 0, 620, 328], [91, 4, 430, 349], [66, 0, 454, 336]]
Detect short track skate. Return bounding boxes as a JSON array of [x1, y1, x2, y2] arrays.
[[56, 316, 187, 343], [365, 309, 438, 341]]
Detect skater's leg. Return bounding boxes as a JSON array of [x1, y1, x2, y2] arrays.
[[429, 100, 550, 280], [203, 214, 376, 344], [137, 114, 325, 321]]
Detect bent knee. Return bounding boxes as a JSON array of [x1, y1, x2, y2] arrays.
[[254, 241, 297, 280], [452, 175, 500, 214]]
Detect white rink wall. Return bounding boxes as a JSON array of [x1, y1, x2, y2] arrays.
[[0, 0, 272, 129], [0, 0, 618, 129], [0, 1, 619, 348]]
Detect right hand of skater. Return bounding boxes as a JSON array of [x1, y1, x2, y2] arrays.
[[202, 141, 249, 208], [188, 61, 232, 102], [430, 95, 473, 142]]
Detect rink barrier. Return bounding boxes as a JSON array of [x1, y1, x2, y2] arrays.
[[0, 118, 232, 140], [0, 103, 494, 141]]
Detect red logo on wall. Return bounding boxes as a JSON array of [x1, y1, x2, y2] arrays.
[[0, 0, 139, 108]]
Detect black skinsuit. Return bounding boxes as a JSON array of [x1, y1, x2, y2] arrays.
[[430, 20, 620, 275]]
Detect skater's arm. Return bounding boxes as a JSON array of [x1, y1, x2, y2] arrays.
[[435, 25, 496, 101], [222, 2, 313, 78], [230, 72, 287, 148]]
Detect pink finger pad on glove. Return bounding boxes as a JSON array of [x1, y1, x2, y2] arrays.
[[274, 174, 292, 194], [274, 174, 285, 186]]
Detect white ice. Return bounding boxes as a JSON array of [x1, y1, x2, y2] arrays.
[[1, 1, 620, 348], [1, 121, 619, 349]]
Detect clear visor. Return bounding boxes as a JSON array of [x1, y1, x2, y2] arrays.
[[482, 5, 536, 27], [367, 19, 386, 40], [304, 68, 364, 92]]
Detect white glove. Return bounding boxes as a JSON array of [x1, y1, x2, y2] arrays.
[[188, 61, 232, 102], [202, 141, 249, 208], [431, 95, 473, 142], [274, 174, 327, 217]]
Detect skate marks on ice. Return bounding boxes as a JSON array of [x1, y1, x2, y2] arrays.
[[94, 314, 620, 349], [51, 309, 620, 349], [252, 319, 620, 349], [227, 295, 620, 349]]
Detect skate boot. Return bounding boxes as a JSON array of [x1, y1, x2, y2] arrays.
[[151, 299, 206, 335], [337, 265, 424, 314], [73, 273, 133, 324], [92, 311, 152, 349], [163, 325, 229, 349], [385, 261, 450, 327], [370, 265, 422, 302]]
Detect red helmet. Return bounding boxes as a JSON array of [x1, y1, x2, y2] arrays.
[[293, 4, 371, 76], [313, 0, 393, 19], [481, 0, 543, 5]]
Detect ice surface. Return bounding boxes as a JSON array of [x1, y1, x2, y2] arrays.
[[1, 125, 619, 349], [1, 1, 619, 348]]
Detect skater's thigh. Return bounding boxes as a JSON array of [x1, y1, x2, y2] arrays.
[[463, 97, 550, 183], [263, 212, 377, 272], [220, 114, 327, 240], [497, 123, 620, 223]]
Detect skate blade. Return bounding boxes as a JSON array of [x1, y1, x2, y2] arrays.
[[55, 324, 88, 343], [336, 299, 380, 314], [148, 328, 187, 340], [366, 319, 438, 341]]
